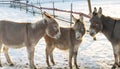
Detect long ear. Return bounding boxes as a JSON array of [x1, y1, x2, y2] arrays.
[[93, 7, 97, 13], [98, 7, 102, 18], [79, 15, 83, 22], [92, 7, 97, 16], [72, 15, 77, 22], [98, 7, 102, 14], [43, 11, 53, 19]]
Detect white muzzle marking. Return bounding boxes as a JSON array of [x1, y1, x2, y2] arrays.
[[76, 31, 82, 40], [53, 32, 61, 39], [90, 29, 96, 36]]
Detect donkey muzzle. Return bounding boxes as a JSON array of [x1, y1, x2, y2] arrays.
[[89, 29, 96, 37], [76, 32, 82, 40], [53, 32, 61, 39]]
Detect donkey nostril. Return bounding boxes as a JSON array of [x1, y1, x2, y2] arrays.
[[90, 32, 94, 36]]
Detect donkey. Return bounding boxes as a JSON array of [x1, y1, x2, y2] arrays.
[[89, 7, 120, 69], [44, 15, 86, 69], [0, 12, 61, 69]]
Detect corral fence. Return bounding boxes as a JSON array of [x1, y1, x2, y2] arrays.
[[9, 0, 91, 26]]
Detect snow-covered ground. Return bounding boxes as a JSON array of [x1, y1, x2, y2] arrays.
[[0, 0, 120, 69]]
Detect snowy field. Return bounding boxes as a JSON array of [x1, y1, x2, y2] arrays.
[[0, 0, 120, 69]]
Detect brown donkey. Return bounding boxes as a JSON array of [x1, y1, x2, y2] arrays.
[[0, 12, 61, 69], [89, 7, 120, 69], [44, 15, 86, 69]]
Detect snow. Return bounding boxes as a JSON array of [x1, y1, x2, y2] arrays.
[[0, 0, 120, 69]]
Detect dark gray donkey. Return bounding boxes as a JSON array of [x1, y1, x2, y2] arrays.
[[0, 12, 61, 69], [44, 15, 86, 69], [89, 7, 120, 69]]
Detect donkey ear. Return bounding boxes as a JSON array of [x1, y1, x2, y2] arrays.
[[92, 7, 97, 16], [79, 15, 83, 22], [43, 11, 53, 19], [93, 7, 97, 13], [98, 7, 102, 14], [98, 7, 102, 18], [72, 15, 77, 22]]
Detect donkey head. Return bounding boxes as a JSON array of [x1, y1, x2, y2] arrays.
[[72, 15, 85, 40], [43, 12, 61, 39], [89, 7, 103, 37]]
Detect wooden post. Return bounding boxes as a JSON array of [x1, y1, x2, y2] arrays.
[[70, 3, 72, 27], [88, 0, 92, 16], [53, 2, 55, 17]]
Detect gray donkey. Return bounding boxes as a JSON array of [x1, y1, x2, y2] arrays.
[[44, 15, 86, 69], [89, 7, 120, 69], [0, 12, 61, 69]]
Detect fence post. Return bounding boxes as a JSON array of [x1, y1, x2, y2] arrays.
[[26, 0, 28, 13], [10, 1, 13, 8], [20, 2, 21, 11], [39, 1, 43, 18], [53, 2, 55, 17], [88, 0, 92, 16], [13, 1, 16, 8], [31, 2, 35, 16], [70, 3, 73, 26]]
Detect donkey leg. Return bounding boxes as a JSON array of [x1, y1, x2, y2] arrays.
[[46, 46, 51, 67], [74, 51, 79, 69], [27, 46, 36, 69], [69, 49, 74, 69], [74, 45, 80, 69], [112, 45, 119, 69], [0, 45, 2, 67], [118, 45, 120, 67], [3, 46, 14, 66], [118, 52, 120, 67], [50, 47, 55, 65]]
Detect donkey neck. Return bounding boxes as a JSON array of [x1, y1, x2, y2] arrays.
[[28, 19, 48, 44], [101, 15, 116, 40]]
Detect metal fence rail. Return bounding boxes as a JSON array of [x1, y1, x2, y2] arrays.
[[10, 1, 91, 25]]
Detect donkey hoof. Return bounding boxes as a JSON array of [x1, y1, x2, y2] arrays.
[[118, 63, 120, 67], [33, 67, 37, 69], [52, 63, 55, 66], [47, 66, 52, 69], [9, 63, 14, 66], [30, 66, 37, 69], [0, 64, 2, 67], [69, 67, 73, 69], [76, 66, 79, 69], [112, 65, 116, 69], [118, 65, 120, 67]]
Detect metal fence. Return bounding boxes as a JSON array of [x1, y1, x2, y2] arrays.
[[10, 1, 90, 25]]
